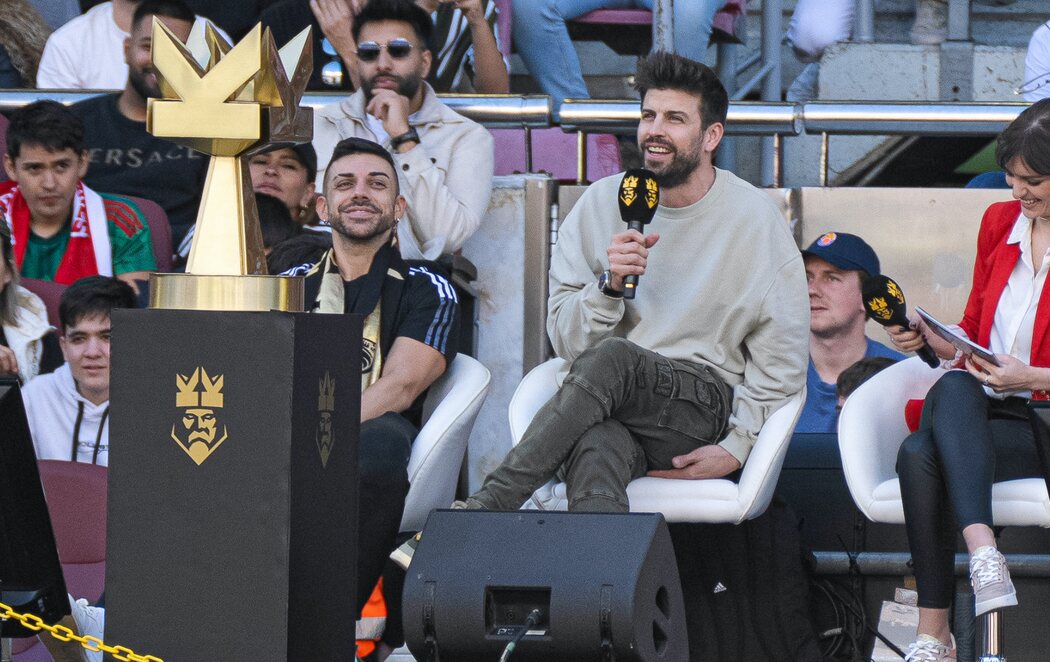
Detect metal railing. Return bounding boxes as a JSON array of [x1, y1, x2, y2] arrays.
[[560, 99, 1025, 186], [0, 90, 1026, 186], [0, 90, 554, 129]]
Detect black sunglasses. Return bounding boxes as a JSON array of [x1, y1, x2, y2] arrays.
[[356, 38, 415, 63]]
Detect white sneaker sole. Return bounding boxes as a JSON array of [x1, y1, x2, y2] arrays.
[[974, 589, 1018, 617]]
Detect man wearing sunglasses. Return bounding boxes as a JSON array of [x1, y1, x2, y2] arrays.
[[314, 0, 495, 262]]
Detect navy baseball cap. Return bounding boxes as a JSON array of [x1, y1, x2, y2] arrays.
[[802, 232, 880, 277]]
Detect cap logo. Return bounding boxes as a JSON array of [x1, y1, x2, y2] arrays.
[[817, 232, 837, 247]]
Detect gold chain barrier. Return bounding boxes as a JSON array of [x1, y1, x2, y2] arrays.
[[0, 600, 164, 662]]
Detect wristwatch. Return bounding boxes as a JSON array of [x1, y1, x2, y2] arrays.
[[390, 128, 420, 150], [597, 270, 623, 298]]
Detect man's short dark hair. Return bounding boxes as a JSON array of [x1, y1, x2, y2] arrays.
[[59, 276, 137, 330], [634, 51, 729, 130], [131, 0, 196, 31], [325, 137, 398, 191], [267, 231, 333, 274], [836, 356, 897, 401], [996, 98, 1050, 176], [256, 193, 300, 249], [352, 0, 434, 52], [6, 100, 85, 160]]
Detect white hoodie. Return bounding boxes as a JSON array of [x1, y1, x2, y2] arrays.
[[21, 363, 109, 466], [3, 285, 53, 384]]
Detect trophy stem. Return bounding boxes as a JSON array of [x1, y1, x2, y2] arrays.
[[150, 155, 305, 312], [186, 155, 267, 276]]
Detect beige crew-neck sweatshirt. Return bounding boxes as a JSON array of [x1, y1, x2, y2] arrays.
[[547, 168, 809, 464]]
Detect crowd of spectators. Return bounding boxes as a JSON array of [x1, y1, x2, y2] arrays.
[[2, 2, 1048, 662]]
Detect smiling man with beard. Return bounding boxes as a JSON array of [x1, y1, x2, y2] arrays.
[[313, 0, 494, 261], [396, 52, 807, 530], [287, 137, 458, 642], [70, 0, 207, 249]]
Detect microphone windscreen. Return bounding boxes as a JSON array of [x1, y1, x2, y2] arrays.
[[862, 274, 910, 327], [618, 168, 660, 226]]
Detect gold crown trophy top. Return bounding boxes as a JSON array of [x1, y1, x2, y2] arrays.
[[146, 19, 312, 312]]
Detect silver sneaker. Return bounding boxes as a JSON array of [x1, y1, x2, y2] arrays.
[[904, 634, 956, 661], [970, 546, 1017, 616]]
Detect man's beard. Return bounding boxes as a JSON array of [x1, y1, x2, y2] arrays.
[[363, 72, 422, 101], [642, 137, 704, 189], [128, 66, 160, 102], [331, 204, 396, 243]]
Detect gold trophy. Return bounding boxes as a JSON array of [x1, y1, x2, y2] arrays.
[[146, 19, 312, 312]]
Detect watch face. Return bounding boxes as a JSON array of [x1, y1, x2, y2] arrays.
[[598, 271, 610, 290]]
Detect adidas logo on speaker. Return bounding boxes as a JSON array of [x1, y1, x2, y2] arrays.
[[713, 582, 727, 594]]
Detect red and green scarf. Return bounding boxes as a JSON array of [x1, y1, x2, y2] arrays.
[[0, 180, 112, 284]]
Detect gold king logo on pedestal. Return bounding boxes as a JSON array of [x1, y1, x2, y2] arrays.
[[316, 372, 336, 468], [171, 367, 228, 465], [146, 19, 313, 311]]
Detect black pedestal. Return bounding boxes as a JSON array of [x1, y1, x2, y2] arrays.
[[106, 309, 360, 662]]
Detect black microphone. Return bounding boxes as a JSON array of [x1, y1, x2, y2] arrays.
[[617, 168, 660, 299], [862, 274, 940, 368]]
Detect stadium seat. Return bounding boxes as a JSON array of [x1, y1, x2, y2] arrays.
[[490, 128, 622, 182], [569, 0, 746, 54], [125, 195, 172, 272], [399, 354, 492, 532], [507, 357, 805, 523], [12, 461, 108, 661], [20, 278, 66, 331]]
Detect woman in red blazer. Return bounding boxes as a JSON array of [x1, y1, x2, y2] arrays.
[[886, 99, 1050, 661]]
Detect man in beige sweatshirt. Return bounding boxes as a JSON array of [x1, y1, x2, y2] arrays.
[[441, 52, 806, 517]]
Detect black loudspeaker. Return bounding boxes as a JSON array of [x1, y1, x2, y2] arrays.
[[0, 378, 69, 635], [403, 510, 687, 662]]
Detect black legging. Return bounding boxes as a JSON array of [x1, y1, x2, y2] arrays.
[[357, 412, 414, 612], [896, 370, 1040, 609]]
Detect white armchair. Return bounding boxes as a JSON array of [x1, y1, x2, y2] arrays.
[[507, 358, 805, 524], [837, 356, 1050, 528], [400, 354, 491, 532], [837, 356, 1050, 662]]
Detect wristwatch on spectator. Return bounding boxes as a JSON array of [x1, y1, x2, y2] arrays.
[[598, 270, 623, 298], [390, 128, 420, 150]]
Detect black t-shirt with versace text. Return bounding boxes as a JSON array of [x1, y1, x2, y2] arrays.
[[70, 93, 208, 247]]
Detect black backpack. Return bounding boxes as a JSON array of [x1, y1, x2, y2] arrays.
[[669, 496, 827, 662]]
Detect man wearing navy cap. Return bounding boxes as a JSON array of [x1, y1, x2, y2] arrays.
[[797, 232, 903, 433]]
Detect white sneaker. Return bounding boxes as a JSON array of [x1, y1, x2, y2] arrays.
[[70, 596, 105, 662], [39, 596, 105, 662], [970, 546, 1018, 616], [904, 634, 956, 661], [910, 0, 948, 45]]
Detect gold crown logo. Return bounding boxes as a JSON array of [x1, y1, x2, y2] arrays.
[[645, 177, 658, 208], [176, 367, 225, 408], [620, 175, 638, 207], [318, 371, 335, 412]]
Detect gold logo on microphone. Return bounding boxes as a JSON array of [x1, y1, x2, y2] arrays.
[[645, 177, 658, 209], [620, 175, 638, 207], [886, 280, 905, 305], [867, 296, 891, 321]]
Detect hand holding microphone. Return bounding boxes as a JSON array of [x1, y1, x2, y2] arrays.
[[862, 274, 940, 368], [614, 169, 660, 299]]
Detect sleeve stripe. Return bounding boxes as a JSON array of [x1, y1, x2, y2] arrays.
[[105, 200, 146, 237], [410, 266, 457, 354]]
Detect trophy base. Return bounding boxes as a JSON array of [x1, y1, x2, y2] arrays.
[[149, 273, 305, 312]]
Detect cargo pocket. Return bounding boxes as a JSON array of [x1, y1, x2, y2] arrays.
[[656, 364, 729, 444]]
